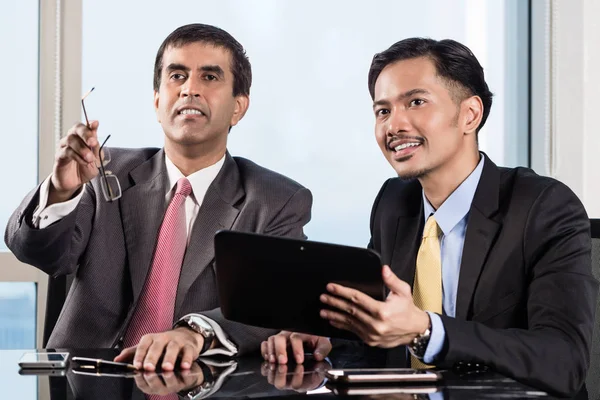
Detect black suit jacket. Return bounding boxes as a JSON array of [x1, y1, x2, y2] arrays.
[[368, 155, 597, 397]]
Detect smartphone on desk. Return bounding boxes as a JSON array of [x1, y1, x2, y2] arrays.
[[18, 352, 70, 369], [325, 368, 442, 384]]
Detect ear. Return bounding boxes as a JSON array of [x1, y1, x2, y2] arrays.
[[229, 94, 250, 127], [461, 95, 484, 135], [153, 90, 161, 123]]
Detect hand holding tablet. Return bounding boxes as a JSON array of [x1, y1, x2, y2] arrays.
[[214, 230, 385, 339]]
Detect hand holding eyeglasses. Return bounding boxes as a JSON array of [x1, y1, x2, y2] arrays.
[[49, 87, 121, 205]]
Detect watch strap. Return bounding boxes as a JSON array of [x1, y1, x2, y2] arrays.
[[409, 327, 431, 360]]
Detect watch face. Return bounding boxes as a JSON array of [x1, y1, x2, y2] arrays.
[[189, 316, 213, 331]]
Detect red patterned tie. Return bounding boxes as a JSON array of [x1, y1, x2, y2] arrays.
[[124, 177, 192, 347]]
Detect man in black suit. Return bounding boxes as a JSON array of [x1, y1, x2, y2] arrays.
[[262, 38, 597, 397]]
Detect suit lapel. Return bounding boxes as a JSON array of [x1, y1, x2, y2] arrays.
[[175, 153, 244, 314], [121, 150, 168, 303], [389, 180, 424, 286], [455, 155, 501, 319], [390, 215, 423, 286], [384, 181, 423, 367]]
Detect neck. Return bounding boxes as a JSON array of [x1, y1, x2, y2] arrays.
[[164, 140, 226, 176], [420, 148, 480, 210]]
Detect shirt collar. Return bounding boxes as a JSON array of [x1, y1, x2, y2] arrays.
[[164, 153, 226, 205], [422, 153, 485, 235]]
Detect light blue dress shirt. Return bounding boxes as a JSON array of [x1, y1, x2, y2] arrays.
[[422, 154, 485, 363]]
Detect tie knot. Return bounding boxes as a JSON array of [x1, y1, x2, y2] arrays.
[[175, 178, 192, 197], [423, 215, 440, 238]]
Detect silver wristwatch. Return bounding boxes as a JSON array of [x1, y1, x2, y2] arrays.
[[175, 315, 216, 354], [408, 327, 431, 360]]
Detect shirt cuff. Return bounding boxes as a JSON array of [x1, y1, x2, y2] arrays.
[[186, 314, 238, 356], [32, 175, 84, 229], [423, 312, 445, 364]]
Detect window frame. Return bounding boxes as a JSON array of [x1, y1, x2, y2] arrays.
[[0, 0, 82, 352]]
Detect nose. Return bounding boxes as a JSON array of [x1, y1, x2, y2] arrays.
[[180, 78, 202, 98], [386, 108, 411, 137]]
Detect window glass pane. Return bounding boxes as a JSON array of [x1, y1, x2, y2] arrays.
[[0, 1, 39, 251], [0, 350, 37, 399], [82, 0, 528, 247], [0, 283, 36, 349]]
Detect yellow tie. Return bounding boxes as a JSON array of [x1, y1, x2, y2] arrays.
[[411, 215, 442, 369]]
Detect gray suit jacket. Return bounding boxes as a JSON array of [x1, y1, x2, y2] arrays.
[[5, 148, 312, 354]]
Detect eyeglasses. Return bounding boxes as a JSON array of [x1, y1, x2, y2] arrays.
[[82, 88, 122, 202]]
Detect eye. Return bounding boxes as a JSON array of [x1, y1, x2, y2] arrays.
[[170, 73, 186, 81], [375, 108, 390, 117], [204, 74, 217, 81], [409, 98, 425, 107]]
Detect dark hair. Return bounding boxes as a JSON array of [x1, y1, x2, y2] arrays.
[[153, 23, 251, 97], [368, 38, 493, 133]]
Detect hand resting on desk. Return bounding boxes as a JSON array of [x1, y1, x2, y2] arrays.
[[261, 330, 331, 364], [114, 327, 206, 371]]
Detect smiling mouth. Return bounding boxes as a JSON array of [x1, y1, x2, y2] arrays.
[[391, 142, 421, 152], [387, 139, 423, 151], [178, 109, 205, 116]]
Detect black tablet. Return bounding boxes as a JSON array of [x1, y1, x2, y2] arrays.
[[214, 230, 385, 340]]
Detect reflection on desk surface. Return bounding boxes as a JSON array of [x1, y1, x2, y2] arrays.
[[0, 348, 579, 399]]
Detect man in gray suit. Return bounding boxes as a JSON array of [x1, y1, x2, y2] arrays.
[[5, 24, 312, 372]]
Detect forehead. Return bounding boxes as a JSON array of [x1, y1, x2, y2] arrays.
[[374, 57, 448, 100], [162, 42, 233, 74]]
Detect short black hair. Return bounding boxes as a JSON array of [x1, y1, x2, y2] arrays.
[[153, 23, 251, 97], [368, 38, 493, 133]]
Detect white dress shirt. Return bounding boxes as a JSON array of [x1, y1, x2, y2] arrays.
[[32, 153, 238, 356]]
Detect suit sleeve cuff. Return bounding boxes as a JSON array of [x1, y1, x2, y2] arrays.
[[423, 312, 445, 364], [32, 175, 84, 229], [186, 314, 238, 356]]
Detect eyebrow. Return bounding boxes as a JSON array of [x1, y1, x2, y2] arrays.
[[165, 63, 225, 79], [199, 65, 225, 79], [165, 63, 190, 74], [372, 88, 431, 108]]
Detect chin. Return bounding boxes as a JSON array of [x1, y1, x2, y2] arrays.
[[170, 132, 211, 146], [395, 171, 423, 181], [178, 136, 206, 146], [393, 164, 431, 181]]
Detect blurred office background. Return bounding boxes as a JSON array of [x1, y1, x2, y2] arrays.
[[1, 0, 599, 362]]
